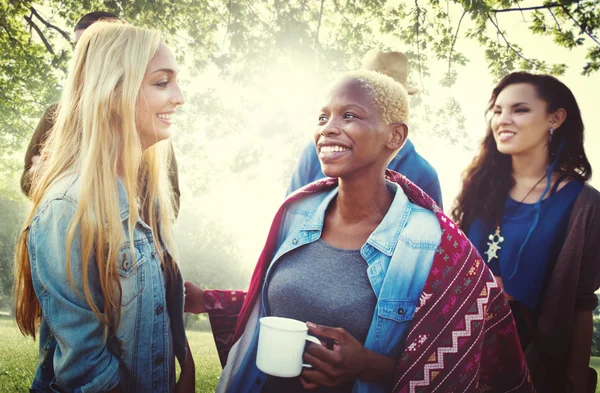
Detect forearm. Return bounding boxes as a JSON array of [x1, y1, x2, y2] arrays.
[[567, 310, 593, 393], [357, 349, 396, 383]]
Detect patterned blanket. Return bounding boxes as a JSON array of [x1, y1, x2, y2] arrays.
[[205, 171, 534, 392]]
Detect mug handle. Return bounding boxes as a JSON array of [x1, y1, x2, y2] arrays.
[[302, 335, 322, 369]]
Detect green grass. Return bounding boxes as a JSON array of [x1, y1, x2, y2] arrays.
[[0, 315, 221, 393], [591, 357, 600, 393]]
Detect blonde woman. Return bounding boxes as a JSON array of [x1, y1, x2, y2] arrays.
[[13, 21, 192, 393]]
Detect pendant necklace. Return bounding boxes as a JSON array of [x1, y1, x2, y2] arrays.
[[484, 174, 547, 264]]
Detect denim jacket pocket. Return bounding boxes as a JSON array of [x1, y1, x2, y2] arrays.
[[374, 299, 417, 355], [118, 245, 146, 307], [378, 299, 416, 322]]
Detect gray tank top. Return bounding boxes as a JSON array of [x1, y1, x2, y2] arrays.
[[261, 238, 377, 393]]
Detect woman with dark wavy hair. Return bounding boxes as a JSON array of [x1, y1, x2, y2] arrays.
[[452, 72, 600, 393]]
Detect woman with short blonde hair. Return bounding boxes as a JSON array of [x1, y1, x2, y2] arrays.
[[14, 20, 192, 393]]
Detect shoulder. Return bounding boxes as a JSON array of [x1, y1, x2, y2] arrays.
[[565, 183, 600, 238], [392, 140, 439, 181], [33, 174, 80, 222], [571, 183, 600, 216], [404, 202, 442, 242], [579, 183, 600, 202]]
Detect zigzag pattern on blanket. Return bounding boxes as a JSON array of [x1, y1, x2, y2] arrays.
[[408, 279, 498, 392]]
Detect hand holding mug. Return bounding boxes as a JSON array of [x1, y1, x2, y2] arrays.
[[300, 322, 368, 389]]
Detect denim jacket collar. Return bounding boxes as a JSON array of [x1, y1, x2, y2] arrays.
[[300, 181, 409, 257]]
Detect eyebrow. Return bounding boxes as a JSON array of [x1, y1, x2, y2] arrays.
[[320, 104, 367, 113], [494, 102, 530, 108], [151, 68, 179, 75]]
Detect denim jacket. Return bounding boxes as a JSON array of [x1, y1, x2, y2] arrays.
[[220, 181, 442, 393], [28, 174, 187, 393]]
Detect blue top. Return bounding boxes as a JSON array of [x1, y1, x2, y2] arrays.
[[467, 180, 583, 312], [286, 139, 443, 208]]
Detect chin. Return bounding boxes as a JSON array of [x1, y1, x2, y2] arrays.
[[496, 146, 521, 157], [320, 166, 342, 179]]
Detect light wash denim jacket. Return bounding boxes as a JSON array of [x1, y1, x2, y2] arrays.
[[221, 181, 442, 393], [28, 174, 187, 393]]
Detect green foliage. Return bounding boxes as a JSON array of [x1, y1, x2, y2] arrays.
[[1, 0, 598, 161], [0, 193, 27, 300]]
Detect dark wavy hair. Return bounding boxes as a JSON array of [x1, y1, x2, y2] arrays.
[[74, 11, 118, 31], [451, 72, 591, 232]]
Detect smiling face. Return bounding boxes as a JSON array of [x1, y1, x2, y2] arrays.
[[314, 78, 404, 180], [490, 83, 559, 159], [136, 43, 184, 150]]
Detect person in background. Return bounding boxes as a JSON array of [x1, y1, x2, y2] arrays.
[[20, 11, 182, 216], [452, 72, 600, 393], [13, 21, 193, 393], [184, 52, 533, 393], [286, 50, 443, 209]]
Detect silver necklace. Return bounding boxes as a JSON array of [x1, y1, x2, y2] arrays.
[[484, 174, 546, 264]]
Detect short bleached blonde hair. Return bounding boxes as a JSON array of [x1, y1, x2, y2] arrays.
[[340, 70, 409, 125]]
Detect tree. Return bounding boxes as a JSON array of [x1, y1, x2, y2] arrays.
[[1, 0, 599, 164], [0, 193, 26, 303]]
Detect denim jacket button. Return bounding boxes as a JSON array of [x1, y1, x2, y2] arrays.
[[292, 239, 298, 245], [156, 305, 164, 315], [255, 377, 262, 385], [155, 355, 164, 365], [397, 308, 405, 315]]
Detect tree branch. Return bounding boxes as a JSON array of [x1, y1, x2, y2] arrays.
[[487, 13, 537, 67], [548, 8, 562, 32], [315, 0, 325, 51], [448, 10, 467, 76], [226, 0, 233, 42], [24, 13, 55, 55], [30, 7, 71, 42], [0, 23, 16, 43], [414, 0, 424, 88], [514, 0, 527, 22], [332, 0, 352, 26], [491, 3, 562, 13], [560, 5, 600, 46]]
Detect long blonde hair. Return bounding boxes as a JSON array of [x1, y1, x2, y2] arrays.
[[14, 21, 177, 338]]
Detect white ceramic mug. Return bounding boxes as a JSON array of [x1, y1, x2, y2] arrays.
[[256, 316, 321, 377]]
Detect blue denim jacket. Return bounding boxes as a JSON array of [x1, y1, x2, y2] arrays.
[[28, 174, 187, 393], [223, 182, 442, 393]]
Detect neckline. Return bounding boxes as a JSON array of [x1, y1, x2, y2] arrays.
[[507, 179, 577, 206], [317, 238, 362, 253]]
